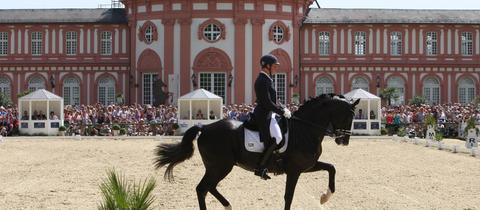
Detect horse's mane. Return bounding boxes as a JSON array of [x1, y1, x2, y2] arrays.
[[295, 93, 345, 117]]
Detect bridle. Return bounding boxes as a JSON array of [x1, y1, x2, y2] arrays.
[[290, 115, 352, 139]]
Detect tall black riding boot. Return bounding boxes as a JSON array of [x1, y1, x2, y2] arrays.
[[254, 142, 277, 180]]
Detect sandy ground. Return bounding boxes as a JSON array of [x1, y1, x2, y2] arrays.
[[0, 137, 479, 210]]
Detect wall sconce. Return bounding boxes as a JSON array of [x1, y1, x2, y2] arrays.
[[228, 74, 233, 87], [191, 73, 197, 87], [376, 75, 381, 88], [49, 75, 55, 89], [290, 75, 299, 87]]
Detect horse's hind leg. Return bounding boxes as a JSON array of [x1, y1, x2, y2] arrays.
[[196, 166, 233, 210]]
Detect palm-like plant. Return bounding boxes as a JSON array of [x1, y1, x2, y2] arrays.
[[98, 169, 157, 210], [380, 87, 397, 106]]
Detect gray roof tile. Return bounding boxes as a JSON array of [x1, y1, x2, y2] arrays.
[[0, 8, 127, 24], [305, 8, 480, 24]]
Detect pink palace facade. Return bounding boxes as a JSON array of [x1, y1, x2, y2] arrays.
[[1, 1, 480, 106]]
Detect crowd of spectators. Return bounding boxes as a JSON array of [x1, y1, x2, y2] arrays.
[[381, 103, 480, 138], [0, 101, 479, 137]]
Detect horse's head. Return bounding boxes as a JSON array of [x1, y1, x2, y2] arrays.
[[327, 96, 360, 146], [294, 94, 359, 146]]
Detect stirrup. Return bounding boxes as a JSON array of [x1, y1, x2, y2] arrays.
[[254, 168, 271, 180]]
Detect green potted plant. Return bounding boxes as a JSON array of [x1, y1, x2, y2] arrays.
[[464, 117, 478, 137], [112, 124, 120, 136], [119, 128, 127, 136], [435, 133, 444, 150], [58, 125, 66, 136]]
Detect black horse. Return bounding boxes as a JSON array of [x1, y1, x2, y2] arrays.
[[155, 94, 360, 210]]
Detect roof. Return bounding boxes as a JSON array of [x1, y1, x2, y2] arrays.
[[19, 89, 63, 100], [305, 8, 480, 24], [0, 8, 127, 24], [179, 89, 222, 100], [344, 88, 380, 99]]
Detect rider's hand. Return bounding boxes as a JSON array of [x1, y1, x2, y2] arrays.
[[283, 108, 292, 119]]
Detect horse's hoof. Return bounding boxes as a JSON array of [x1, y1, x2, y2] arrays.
[[225, 205, 232, 210], [320, 189, 332, 204]]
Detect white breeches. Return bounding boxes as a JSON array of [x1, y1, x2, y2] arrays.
[[269, 113, 283, 144]]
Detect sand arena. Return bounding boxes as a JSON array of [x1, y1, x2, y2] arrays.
[[0, 137, 479, 209]]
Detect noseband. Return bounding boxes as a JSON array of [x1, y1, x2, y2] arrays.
[[290, 115, 351, 138]]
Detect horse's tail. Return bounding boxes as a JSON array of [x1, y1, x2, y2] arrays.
[[154, 125, 201, 181]]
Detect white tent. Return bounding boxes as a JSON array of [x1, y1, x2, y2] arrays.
[[18, 89, 64, 136], [177, 89, 223, 133], [344, 89, 381, 135]]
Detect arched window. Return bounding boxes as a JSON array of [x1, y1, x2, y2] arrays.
[[458, 77, 475, 104], [98, 76, 115, 105], [28, 75, 46, 91], [144, 25, 153, 44], [315, 77, 333, 96], [352, 77, 369, 92], [423, 77, 440, 105], [63, 77, 80, 106], [0, 76, 11, 100], [387, 76, 405, 105]]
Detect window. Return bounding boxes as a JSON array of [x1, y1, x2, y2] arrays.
[[458, 77, 475, 104], [315, 77, 333, 96], [28, 75, 46, 91], [0, 32, 8, 56], [203, 24, 221, 42], [143, 73, 158, 105], [426, 32, 437, 55], [31, 32, 43, 56], [352, 77, 369, 92], [461, 32, 473, 56], [63, 77, 80, 106], [354, 32, 366, 55], [98, 76, 115, 105], [0, 77, 11, 100], [101, 31, 112, 55], [387, 76, 405, 105], [423, 77, 440, 105], [318, 32, 330, 55], [272, 25, 284, 44], [66, 31, 77, 56], [145, 25, 153, 44], [272, 73, 287, 104], [390, 32, 402, 56], [200, 73, 226, 103]]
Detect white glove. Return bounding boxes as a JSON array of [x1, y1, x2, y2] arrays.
[[283, 108, 292, 119]]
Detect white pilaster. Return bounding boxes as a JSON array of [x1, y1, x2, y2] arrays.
[[10, 29, 15, 54], [340, 29, 345, 54], [347, 29, 352, 54], [122, 29, 127, 54], [59, 29, 63, 54], [383, 29, 388, 54], [369, 29, 373, 54], [333, 29, 337, 54], [94, 29, 98, 53], [24, 29, 28, 54], [412, 29, 416, 54], [404, 29, 409, 54], [447, 29, 452, 54], [114, 29, 119, 54], [419, 29, 423, 54], [45, 29, 49, 54], [454, 29, 459, 54], [376, 29, 380, 54], [304, 29, 309, 54], [52, 30, 56, 54], [80, 29, 84, 54]]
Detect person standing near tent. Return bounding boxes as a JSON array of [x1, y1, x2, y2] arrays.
[[253, 54, 292, 180]]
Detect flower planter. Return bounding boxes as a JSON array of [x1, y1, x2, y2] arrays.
[[113, 130, 119, 136]]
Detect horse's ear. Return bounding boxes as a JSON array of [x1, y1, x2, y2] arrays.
[[352, 99, 360, 107]]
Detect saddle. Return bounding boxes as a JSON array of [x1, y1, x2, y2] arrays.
[[243, 112, 288, 153], [243, 112, 288, 137]]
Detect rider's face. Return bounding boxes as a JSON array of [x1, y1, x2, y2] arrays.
[[269, 64, 279, 73]]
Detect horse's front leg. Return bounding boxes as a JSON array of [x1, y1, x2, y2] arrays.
[[284, 172, 300, 210], [305, 161, 336, 204]]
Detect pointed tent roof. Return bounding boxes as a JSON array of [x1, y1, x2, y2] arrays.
[[179, 88, 222, 100], [344, 88, 380, 99], [19, 89, 63, 100]]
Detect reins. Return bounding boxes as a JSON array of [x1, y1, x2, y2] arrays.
[[290, 115, 352, 138]]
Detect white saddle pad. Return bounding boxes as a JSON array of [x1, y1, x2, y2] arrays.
[[244, 128, 288, 153]]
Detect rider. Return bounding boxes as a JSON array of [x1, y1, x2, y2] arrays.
[[253, 54, 292, 180]]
